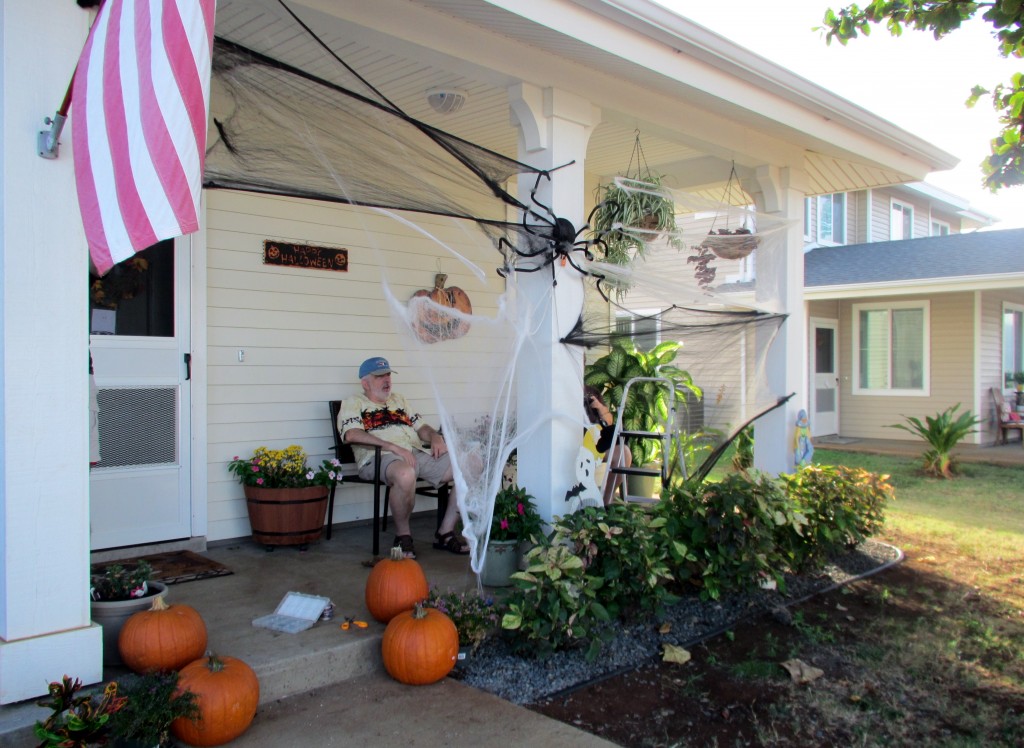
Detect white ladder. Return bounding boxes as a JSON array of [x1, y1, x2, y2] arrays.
[[599, 376, 685, 503]]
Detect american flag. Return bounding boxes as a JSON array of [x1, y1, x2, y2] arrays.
[[73, 0, 216, 276]]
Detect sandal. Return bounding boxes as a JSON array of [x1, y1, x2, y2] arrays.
[[392, 534, 416, 559], [433, 530, 470, 555]]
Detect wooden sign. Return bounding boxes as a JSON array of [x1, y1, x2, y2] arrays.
[[263, 241, 348, 272]]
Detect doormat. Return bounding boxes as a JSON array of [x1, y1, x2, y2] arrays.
[[92, 550, 232, 586]]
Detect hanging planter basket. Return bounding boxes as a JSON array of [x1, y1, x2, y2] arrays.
[[701, 230, 760, 260], [700, 163, 760, 260]]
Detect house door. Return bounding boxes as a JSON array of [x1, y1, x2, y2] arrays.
[[810, 318, 838, 436], [89, 238, 192, 550]]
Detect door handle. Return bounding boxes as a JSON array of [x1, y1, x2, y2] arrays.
[[184, 353, 192, 381]]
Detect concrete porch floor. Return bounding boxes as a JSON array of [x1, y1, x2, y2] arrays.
[[3, 514, 618, 747]]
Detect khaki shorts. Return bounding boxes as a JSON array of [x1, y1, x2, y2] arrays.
[[359, 450, 452, 487]]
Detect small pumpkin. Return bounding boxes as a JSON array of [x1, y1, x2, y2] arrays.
[[382, 603, 459, 685], [365, 546, 429, 623], [410, 273, 472, 343], [118, 596, 208, 673], [171, 654, 259, 747]]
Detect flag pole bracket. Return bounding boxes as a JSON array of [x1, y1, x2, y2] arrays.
[[38, 113, 67, 160]]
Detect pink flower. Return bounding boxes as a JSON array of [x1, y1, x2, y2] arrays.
[[516, 502, 525, 515], [251, 465, 260, 473], [500, 519, 509, 530], [256, 478, 264, 485]]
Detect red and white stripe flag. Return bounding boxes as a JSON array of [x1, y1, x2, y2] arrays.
[[73, 0, 216, 276]]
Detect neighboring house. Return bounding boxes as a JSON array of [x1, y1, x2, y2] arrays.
[[804, 227, 1024, 445], [0, 0, 961, 702]]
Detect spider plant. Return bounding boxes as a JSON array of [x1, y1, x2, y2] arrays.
[[888, 404, 981, 479], [589, 174, 676, 265]]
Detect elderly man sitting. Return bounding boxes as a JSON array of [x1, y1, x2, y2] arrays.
[[337, 356, 468, 558]]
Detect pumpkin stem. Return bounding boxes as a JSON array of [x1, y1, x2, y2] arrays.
[[206, 653, 225, 672], [433, 273, 447, 289], [411, 602, 428, 619], [388, 545, 407, 562], [150, 595, 170, 612]]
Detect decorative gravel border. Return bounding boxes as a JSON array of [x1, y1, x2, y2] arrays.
[[452, 540, 904, 705]]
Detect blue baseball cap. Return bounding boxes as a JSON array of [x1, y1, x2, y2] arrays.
[[359, 357, 393, 379]]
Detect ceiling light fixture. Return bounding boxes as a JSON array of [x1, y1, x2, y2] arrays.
[[426, 88, 468, 115]]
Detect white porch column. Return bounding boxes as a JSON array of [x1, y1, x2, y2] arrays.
[[0, 1, 103, 704], [508, 83, 598, 522], [749, 165, 808, 475]]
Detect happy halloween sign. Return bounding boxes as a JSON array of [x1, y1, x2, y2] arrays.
[[263, 241, 348, 272]]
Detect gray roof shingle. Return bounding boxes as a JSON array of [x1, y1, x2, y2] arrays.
[[804, 227, 1024, 287]]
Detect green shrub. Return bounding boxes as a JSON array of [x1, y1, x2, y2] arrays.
[[501, 540, 613, 661], [781, 465, 893, 570], [554, 503, 677, 620], [657, 473, 803, 600]]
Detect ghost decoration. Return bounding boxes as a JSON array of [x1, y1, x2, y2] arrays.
[[564, 446, 603, 513]]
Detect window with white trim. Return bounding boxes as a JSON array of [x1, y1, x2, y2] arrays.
[[803, 197, 812, 241], [931, 220, 950, 236], [816, 193, 846, 244], [615, 311, 660, 352], [1004, 303, 1024, 387], [891, 200, 914, 240], [852, 301, 929, 394]]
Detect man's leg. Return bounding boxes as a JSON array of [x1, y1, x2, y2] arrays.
[[384, 458, 417, 538]]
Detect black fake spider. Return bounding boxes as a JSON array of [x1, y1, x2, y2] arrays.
[[497, 172, 606, 285]]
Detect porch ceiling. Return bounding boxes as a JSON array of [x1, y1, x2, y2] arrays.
[[212, 0, 952, 199]]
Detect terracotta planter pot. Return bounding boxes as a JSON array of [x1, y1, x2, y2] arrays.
[[243, 485, 329, 547], [90, 582, 168, 668]]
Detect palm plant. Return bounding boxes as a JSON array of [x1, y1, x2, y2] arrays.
[[888, 403, 981, 479]]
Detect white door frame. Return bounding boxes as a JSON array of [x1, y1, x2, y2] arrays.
[[809, 317, 839, 437]]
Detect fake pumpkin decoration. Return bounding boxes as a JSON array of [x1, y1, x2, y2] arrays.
[[410, 273, 472, 343], [382, 603, 459, 685], [119, 596, 208, 673], [365, 546, 429, 623], [171, 654, 260, 747]]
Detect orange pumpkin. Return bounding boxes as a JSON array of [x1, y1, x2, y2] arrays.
[[365, 546, 429, 623], [382, 603, 459, 685], [410, 273, 472, 343], [171, 654, 259, 747], [118, 596, 208, 673]]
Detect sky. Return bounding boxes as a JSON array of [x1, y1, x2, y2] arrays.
[[657, 0, 1023, 229]]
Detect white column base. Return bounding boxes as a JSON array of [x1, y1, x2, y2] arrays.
[[0, 625, 103, 705]]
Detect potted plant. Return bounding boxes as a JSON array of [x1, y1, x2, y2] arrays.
[[584, 339, 700, 494], [590, 174, 676, 266], [228, 445, 341, 549], [90, 561, 168, 668], [110, 671, 199, 748], [34, 675, 126, 748], [482, 484, 542, 587]]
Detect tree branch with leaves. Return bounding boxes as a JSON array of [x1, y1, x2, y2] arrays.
[[818, 0, 1024, 191]]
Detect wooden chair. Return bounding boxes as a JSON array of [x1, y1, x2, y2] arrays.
[[990, 388, 1024, 446], [327, 400, 451, 555]]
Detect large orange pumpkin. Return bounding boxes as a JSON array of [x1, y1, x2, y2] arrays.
[[410, 273, 472, 343], [382, 603, 459, 685], [365, 546, 429, 623], [118, 596, 208, 673], [171, 654, 259, 747]]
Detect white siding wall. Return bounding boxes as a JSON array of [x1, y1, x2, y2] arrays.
[[838, 292, 976, 439], [205, 190, 505, 541]]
